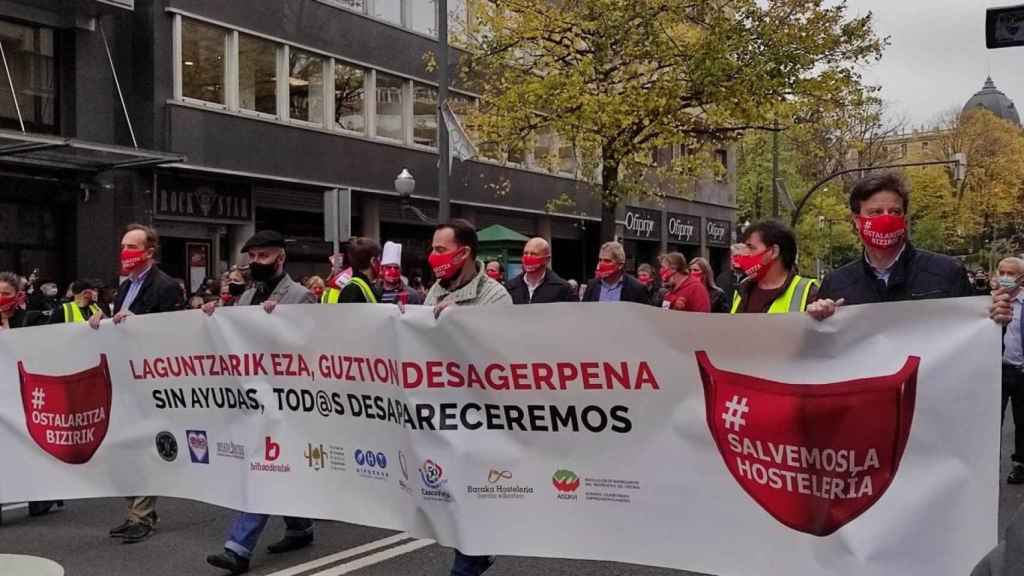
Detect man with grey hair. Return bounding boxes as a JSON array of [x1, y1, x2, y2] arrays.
[[582, 241, 650, 304], [997, 256, 1024, 485]]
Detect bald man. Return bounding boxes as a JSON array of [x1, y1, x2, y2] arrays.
[[506, 237, 577, 304], [998, 257, 1024, 485]]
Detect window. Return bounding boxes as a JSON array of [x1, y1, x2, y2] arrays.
[[0, 21, 56, 133], [448, 0, 468, 42], [182, 19, 226, 105], [715, 149, 728, 169], [413, 83, 438, 147], [289, 48, 323, 124], [238, 34, 277, 115], [335, 63, 366, 133], [323, 0, 366, 11], [559, 137, 577, 175], [373, 0, 403, 25], [410, 0, 437, 36], [375, 73, 405, 141], [532, 127, 557, 172]]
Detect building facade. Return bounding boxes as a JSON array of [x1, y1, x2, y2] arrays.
[[0, 0, 735, 291]]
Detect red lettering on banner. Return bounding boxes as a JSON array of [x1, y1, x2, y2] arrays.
[[556, 363, 578, 389], [581, 362, 601, 389], [465, 364, 484, 389], [426, 361, 444, 388], [533, 363, 555, 390], [445, 362, 465, 388], [486, 364, 508, 390], [510, 363, 530, 390], [403, 362, 423, 389], [635, 362, 659, 390]]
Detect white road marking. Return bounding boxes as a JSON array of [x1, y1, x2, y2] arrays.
[[263, 533, 415, 576], [1, 503, 28, 512], [309, 538, 435, 575]]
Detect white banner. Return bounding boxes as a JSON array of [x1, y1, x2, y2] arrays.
[[0, 298, 1000, 576]]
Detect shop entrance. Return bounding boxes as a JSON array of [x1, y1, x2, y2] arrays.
[[161, 237, 213, 297]]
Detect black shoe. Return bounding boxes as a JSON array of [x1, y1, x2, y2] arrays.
[[27, 500, 63, 517], [266, 533, 313, 554], [120, 522, 155, 544], [109, 520, 133, 537], [206, 550, 250, 574], [1009, 463, 1024, 485]]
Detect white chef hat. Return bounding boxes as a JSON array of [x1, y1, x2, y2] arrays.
[[382, 241, 402, 266]]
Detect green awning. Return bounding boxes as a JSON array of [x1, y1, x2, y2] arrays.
[[478, 224, 530, 243]]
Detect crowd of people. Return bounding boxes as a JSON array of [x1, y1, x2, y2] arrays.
[[1, 171, 1022, 574]]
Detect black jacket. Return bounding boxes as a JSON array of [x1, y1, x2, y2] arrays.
[[816, 244, 972, 305], [582, 274, 651, 304], [507, 270, 577, 305], [113, 266, 185, 316]]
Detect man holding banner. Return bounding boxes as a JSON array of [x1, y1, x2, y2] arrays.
[[203, 230, 316, 574], [807, 173, 972, 320]]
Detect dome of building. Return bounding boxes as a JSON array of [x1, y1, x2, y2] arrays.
[[963, 77, 1021, 126]]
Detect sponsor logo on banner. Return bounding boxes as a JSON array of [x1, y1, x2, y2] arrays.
[[353, 449, 389, 480], [583, 476, 641, 504], [251, 436, 289, 473], [553, 469, 580, 500], [216, 442, 245, 460], [696, 351, 919, 537], [420, 459, 452, 502], [468, 469, 534, 500], [187, 430, 209, 464], [306, 443, 326, 471], [19, 355, 111, 464], [155, 431, 178, 462]]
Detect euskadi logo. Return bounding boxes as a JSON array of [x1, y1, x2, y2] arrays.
[[552, 469, 580, 500], [19, 355, 111, 464], [696, 351, 919, 537], [419, 459, 451, 501], [186, 430, 209, 464]]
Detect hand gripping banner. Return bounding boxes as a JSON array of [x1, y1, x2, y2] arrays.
[[696, 351, 919, 537], [19, 354, 111, 465]]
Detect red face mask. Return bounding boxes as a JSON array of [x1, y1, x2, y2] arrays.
[[429, 247, 468, 281], [120, 249, 148, 275], [660, 266, 674, 282], [690, 270, 704, 282], [734, 251, 771, 281], [638, 273, 653, 287], [595, 261, 620, 280], [486, 268, 502, 281], [220, 293, 233, 304], [522, 255, 547, 273], [382, 266, 402, 283], [855, 214, 906, 250], [312, 286, 325, 298], [0, 292, 24, 314]]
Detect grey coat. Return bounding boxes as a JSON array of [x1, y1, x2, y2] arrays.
[[971, 504, 1024, 576], [238, 274, 316, 306]]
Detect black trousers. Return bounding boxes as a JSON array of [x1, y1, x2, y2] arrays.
[[1001, 364, 1024, 464]]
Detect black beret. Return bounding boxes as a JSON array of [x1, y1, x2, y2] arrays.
[[241, 230, 286, 253]]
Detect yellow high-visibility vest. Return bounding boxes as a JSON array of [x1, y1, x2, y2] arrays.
[[347, 277, 378, 304], [730, 275, 817, 314], [63, 302, 103, 323], [321, 287, 341, 304]]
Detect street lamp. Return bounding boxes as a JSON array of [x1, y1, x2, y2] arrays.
[[395, 168, 416, 197], [395, 168, 435, 225]]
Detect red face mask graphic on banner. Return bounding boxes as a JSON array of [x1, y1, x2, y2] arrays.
[[595, 261, 620, 280], [522, 255, 547, 273], [20, 355, 112, 465], [695, 351, 919, 537], [733, 251, 770, 282], [855, 214, 906, 250], [120, 248, 149, 276], [0, 291, 24, 314], [429, 247, 468, 281]]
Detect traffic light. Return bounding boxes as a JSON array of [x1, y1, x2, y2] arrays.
[[987, 4, 1024, 48]]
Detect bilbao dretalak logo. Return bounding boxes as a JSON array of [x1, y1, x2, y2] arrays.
[[696, 351, 919, 537]]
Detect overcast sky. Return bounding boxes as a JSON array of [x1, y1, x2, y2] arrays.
[[846, 0, 1024, 128]]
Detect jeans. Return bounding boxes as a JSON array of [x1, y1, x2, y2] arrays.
[[450, 550, 494, 576], [224, 513, 313, 559], [1002, 365, 1024, 464]]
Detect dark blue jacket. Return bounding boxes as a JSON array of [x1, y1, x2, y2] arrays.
[[816, 244, 972, 305]]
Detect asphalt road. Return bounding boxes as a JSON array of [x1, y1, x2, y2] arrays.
[[1, 420, 1021, 576]]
